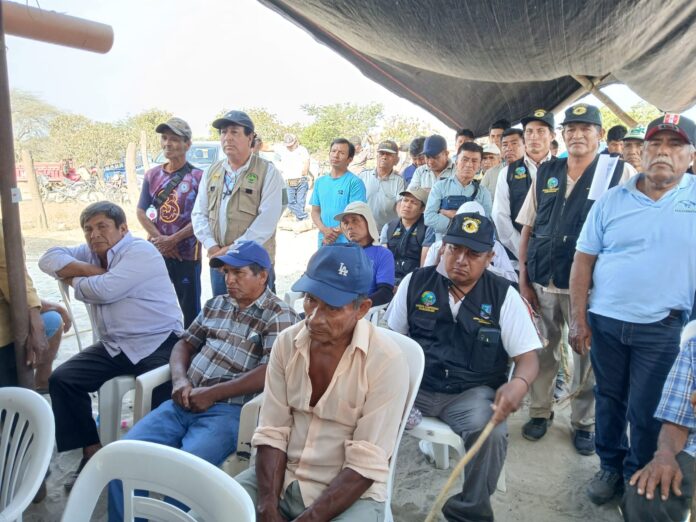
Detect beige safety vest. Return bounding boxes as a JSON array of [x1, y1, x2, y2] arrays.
[[205, 154, 276, 261]]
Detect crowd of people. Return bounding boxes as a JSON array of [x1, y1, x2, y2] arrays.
[[2, 104, 695, 522]]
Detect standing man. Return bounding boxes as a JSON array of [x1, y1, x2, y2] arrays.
[[481, 143, 501, 173], [492, 110, 555, 269], [570, 114, 696, 505], [381, 188, 435, 285], [452, 128, 475, 162], [137, 117, 203, 327], [622, 126, 645, 171], [386, 212, 540, 522], [489, 119, 510, 150], [192, 110, 284, 296], [348, 135, 369, 172], [425, 142, 492, 239], [401, 136, 426, 186], [39, 201, 183, 489], [605, 125, 627, 155], [279, 133, 310, 223], [310, 138, 367, 247], [358, 140, 405, 231], [408, 134, 456, 191], [516, 104, 636, 456]]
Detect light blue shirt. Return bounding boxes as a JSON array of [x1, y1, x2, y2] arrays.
[[577, 173, 696, 323], [39, 233, 183, 364], [309, 171, 366, 246], [424, 176, 493, 236]]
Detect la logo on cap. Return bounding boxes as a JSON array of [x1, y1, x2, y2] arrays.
[[664, 113, 680, 125], [338, 262, 349, 277]]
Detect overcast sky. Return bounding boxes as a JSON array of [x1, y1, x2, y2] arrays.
[[7, 0, 695, 138]]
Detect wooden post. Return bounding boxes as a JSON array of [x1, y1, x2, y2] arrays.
[[0, 3, 32, 388], [22, 150, 48, 230], [125, 142, 138, 205], [140, 130, 150, 173], [572, 75, 639, 128]]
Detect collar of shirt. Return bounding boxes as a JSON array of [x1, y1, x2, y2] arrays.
[[101, 232, 133, 267], [293, 315, 371, 359], [223, 154, 252, 176], [370, 168, 398, 180], [622, 171, 694, 199], [222, 286, 274, 311], [524, 152, 552, 170]]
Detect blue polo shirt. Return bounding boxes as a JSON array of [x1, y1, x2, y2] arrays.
[[310, 172, 366, 246], [577, 173, 696, 323], [362, 244, 395, 294]]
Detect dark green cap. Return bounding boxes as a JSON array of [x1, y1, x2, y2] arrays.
[[562, 103, 602, 126]]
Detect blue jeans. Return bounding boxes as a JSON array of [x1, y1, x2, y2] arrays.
[[107, 399, 241, 521], [287, 179, 308, 220], [589, 311, 687, 480]]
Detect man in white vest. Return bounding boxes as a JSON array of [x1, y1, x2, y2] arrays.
[[192, 110, 284, 296]]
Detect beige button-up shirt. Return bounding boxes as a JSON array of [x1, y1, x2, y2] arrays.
[[252, 319, 409, 505]]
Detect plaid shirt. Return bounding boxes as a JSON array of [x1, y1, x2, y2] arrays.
[[183, 288, 299, 405], [655, 338, 696, 456]]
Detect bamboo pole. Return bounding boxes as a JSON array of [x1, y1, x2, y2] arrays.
[[572, 75, 638, 128], [22, 150, 48, 230], [0, 1, 32, 388], [2, 1, 113, 53], [125, 142, 138, 205], [140, 130, 150, 172]]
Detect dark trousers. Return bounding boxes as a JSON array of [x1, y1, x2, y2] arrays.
[[622, 451, 695, 521], [287, 179, 308, 220], [589, 311, 686, 480], [165, 258, 201, 328], [48, 333, 177, 452]]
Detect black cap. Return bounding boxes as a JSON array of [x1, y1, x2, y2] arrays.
[[607, 125, 627, 142], [562, 103, 602, 127], [521, 109, 555, 130], [442, 213, 495, 252], [645, 114, 696, 146], [212, 110, 255, 132]]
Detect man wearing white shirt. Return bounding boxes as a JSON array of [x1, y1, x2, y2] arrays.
[[407, 135, 455, 191], [359, 140, 405, 231], [192, 110, 284, 296], [279, 133, 310, 222], [492, 111, 555, 269]]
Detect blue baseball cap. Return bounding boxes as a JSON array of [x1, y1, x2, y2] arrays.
[[212, 110, 255, 132], [292, 243, 373, 307], [209, 241, 271, 270], [422, 134, 447, 156]]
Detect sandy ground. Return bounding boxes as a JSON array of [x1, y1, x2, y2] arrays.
[[17, 199, 624, 521]]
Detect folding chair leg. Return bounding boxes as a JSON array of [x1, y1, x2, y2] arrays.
[[433, 442, 450, 470]]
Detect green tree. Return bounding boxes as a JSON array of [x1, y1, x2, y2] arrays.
[[121, 108, 173, 160], [299, 102, 384, 154], [599, 101, 661, 131], [47, 114, 127, 168], [380, 115, 433, 147], [10, 89, 63, 159]]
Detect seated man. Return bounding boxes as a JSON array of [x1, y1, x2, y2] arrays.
[[236, 242, 409, 521], [108, 241, 299, 520], [380, 188, 435, 285], [335, 201, 395, 306], [622, 330, 696, 522], [38, 201, 184, 489], [385, 212, 540, 522]]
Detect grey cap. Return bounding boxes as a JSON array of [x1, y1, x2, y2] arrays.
[[212, 110, 255, 132], [155, 117, 192, 140]]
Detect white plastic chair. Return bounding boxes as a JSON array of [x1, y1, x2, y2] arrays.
[[61, 439, 255, 522], [133, 365, 264, 477], [377, 327, 424, 522], [57, 280, 136, 446], [365, 303, 388, 325], [0, 387, 55, 522]]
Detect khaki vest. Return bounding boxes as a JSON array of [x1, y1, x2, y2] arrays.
[[205, 154, 276, 261]]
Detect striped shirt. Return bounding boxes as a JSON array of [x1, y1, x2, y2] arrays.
[[655, 338, 696, 456], [183, 287, 299, 405]]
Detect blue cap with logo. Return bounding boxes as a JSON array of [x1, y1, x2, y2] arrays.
[[209, 240, 271, 270], [291, 243, 373, 307], [212, 110, 255, 132], [422, 134, 448, 156]]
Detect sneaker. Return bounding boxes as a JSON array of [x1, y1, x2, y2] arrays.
[[573, 430, 596, 456], [64, 457, 89, 491], [587, 469, 624, 505], [522, 412, 554, 441]]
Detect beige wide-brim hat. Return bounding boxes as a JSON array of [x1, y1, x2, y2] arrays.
[[334, 201, 380, 245]]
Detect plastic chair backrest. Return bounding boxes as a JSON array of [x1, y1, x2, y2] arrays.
[[58, 280, 99, 345], [61, 440, 255, 522], [375, 327, 424, 504], [366, 304, 388, 325], [0, 388, 55, 522]]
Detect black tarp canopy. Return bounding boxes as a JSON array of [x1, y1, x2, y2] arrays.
[[257, 0, 696, 134]]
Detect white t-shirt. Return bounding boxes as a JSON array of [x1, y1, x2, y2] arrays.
[[385, 270, 541, 358], [278, 145, 310, 181]]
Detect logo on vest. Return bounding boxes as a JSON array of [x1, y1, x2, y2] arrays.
[[534, 109, 546, 117], [480, 304, 492, 320], [462, 218, 480, 234], [246, 173, 258, 184], [514, 166, 527, 179], [674, 200, 696, 213], [544, 176, 560, 193], [392, 229, 401, 237], [337, 262, 349, 276], [572, 105, 587, 116], [416, 291, 438, 313]]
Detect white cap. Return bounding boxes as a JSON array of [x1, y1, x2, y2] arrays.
[[456, 201, 486, 217], [483, 143, 501, 155]]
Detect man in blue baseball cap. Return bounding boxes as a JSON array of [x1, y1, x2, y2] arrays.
[[108, 240, 299, 521], [236, 243, 410, 521], [408, 134, 456, 190], [192, 110, 285, 296]]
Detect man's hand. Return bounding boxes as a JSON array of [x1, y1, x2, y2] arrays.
[[171, 378, 193, 409], [56, 305, 72, 333], [26, 317, 49, 367], [490, 377, 528, 425], [629, 450, 683, 501], [188, 387, 216, 413], [152, 235, 182, 261], [569, 316, 592, 356], [322, 227, 340, 245], [439, 209, 457, 219], [519, 282, 540, 312], [206, 245, 224, 259]]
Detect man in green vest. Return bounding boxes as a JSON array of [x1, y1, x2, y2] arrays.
[[192, 110, 284, 296]]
